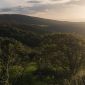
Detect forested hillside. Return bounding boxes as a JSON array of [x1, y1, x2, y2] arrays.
[[0, 14, 85, 35], [0, 15, 85, 85]]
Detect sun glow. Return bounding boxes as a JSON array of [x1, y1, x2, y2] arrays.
[[0, 0, 85, 21]]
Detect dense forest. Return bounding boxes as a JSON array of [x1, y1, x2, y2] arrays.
[[0, 14, 85, 85], [1, 14, 85, 35]]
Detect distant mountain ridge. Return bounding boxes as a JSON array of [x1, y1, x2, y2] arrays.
[[0, 14, 68, 24], [0, 14, 85, 35]]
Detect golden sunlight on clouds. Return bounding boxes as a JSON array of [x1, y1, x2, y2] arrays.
[[1, 0, 85, 21], [30, 4, 85, 22], [41, 0, 72, 4]]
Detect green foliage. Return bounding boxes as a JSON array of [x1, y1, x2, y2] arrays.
[[0, 24, 85, 85]]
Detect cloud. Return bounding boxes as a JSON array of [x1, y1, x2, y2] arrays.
[[68, 0, 85, 5], [0, 0, 85, 21], [49, 0, 71, 4], [0, 0, 84, 14], [27, 0, 41, 3], [0, 0, 83, 14], [0, 0, 83, 9], [27, 0, 80, 4]]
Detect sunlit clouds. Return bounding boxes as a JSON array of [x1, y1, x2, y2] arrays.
[[0, 0, 85, 21]]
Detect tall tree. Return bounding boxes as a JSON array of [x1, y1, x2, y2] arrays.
[[0, 39, 30, 85]]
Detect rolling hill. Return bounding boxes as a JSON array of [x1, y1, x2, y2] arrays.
[[0, 14, 85, 35]]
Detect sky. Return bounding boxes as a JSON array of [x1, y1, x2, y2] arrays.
[[0, 0, 85, 21]]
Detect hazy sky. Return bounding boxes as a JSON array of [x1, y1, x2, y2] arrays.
[[0, 0, 85, 21]]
